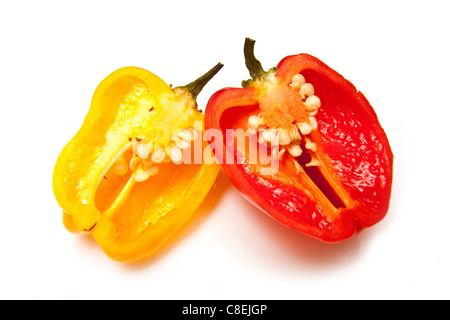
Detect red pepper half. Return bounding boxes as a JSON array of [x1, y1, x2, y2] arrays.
[[204, 38, 393, 242]]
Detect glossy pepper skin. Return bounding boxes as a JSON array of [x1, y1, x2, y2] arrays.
[[204, 39, 393, 242], [53, 64, 222, 261]]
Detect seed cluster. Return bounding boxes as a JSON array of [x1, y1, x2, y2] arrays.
[[112, 127, 197, 182], [248, 73, 321, 170]]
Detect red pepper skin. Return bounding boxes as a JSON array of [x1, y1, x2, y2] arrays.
[[205, 52, 393, 243]]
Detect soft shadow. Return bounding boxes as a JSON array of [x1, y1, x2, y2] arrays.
[[230, 192, 365, 270], [73, 232, 106, 258], [121, 169, 232, 269], [76, 233, 97, 247]]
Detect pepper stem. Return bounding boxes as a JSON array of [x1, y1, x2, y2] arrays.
[[175, 62, 224, 101], [244, 37, 266, 80], [242, 38, 276, 87]]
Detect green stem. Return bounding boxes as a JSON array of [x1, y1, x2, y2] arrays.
[[176, 62, 224, 101], [244, 38, 266, 80]]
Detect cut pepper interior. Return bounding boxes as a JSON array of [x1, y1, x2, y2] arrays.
[[90, 81, 207, 242], [95, 159, 202, 243], [53, 63, 223, 261], [219, 68, 354, 221]]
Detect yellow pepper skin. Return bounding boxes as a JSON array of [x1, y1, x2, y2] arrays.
[[53, 65, 221, 262]]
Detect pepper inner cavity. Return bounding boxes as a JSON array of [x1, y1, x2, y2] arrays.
[[297, 140, 346, 209], [248, 73, 321, 167], [110, 127, 198, 183], [249, 72, 346, 210], [95, 128, 198, 214]]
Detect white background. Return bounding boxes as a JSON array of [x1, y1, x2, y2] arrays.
[[1, 0, 449, 300]]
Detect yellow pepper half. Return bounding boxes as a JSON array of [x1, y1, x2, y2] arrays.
[[53, 63, 222, 262]]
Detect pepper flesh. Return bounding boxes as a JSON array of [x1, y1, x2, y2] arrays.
[[204, 39, 393, 242], [53, 65, 221, 261]]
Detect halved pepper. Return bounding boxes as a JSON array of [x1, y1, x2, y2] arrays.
[[53, 63, 222, 261], [204, 39, 393, 242]]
